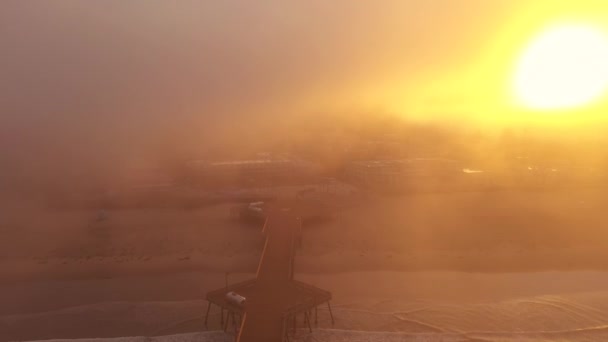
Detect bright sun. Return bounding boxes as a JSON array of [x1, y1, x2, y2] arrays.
[[514, 24, 608, 111]]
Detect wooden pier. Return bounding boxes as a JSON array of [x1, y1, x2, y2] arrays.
[[205, 203, 333, 342]]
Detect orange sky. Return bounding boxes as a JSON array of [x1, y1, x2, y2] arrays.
[[341, 0, 608, 124], [1, 0, 608, 164]]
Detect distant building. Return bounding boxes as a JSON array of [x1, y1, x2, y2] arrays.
[[346, 158, 462, 191], [119, 168, 174, 191], [185, 156, 319, 188], [347, 160, 404, 189]]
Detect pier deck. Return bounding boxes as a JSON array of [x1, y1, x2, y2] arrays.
[[205, 204, 332, 342]]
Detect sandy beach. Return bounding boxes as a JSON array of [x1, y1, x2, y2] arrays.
[[4, 189, 608, 282], [3, 189, 608, 340]]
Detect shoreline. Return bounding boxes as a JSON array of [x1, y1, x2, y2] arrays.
[[4, 245, 608, 285], [6, 270, 608, 341]]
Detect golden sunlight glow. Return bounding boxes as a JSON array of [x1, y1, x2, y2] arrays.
[[513, 25, 608, 111]]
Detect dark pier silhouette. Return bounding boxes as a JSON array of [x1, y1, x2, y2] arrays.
[[205, 203, 334, 341]]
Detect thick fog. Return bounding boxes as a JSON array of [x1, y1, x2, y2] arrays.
[[4, 0, 600, 193]]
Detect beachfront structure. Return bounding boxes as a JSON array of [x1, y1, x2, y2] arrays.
[[346, 158, 462, 191], [185, 157, 319, 187]]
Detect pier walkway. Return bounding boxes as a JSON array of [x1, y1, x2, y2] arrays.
[[205, 203, 333, 342]]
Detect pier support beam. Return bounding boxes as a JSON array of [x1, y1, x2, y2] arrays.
[[327, 302, 335, 325], [204, 302, 212, 327], [223, 311, 230, 332], [305, 311, 312, 332]]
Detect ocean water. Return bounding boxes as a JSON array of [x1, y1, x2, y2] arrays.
[[294, 291, 608, 341], [19, 272, 608, 342], [30, 326, 608, 342], [21, 294, 608, 341], [297, 327, 608, 341]]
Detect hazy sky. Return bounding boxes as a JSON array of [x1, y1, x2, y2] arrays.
[[1, 0, 607, 175]]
